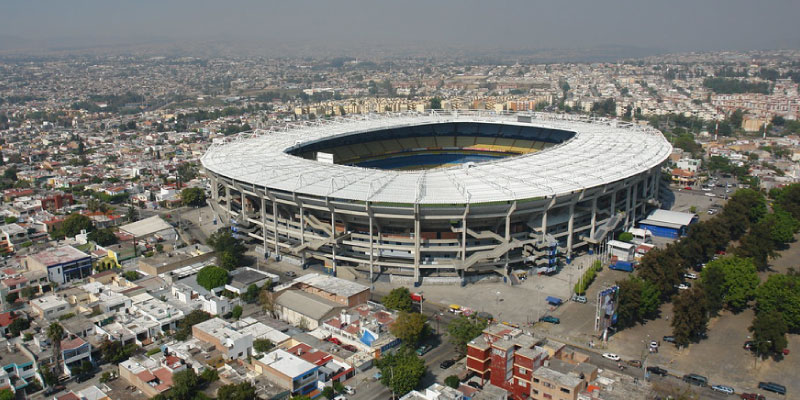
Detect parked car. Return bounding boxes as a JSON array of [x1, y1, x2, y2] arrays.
[[684, 273, 698, 280], [744, 341, 755, 351], [663, 336, 677, 344], [626, 359, 642, 368], [333, 395, 347, 400], [343, 386, 355, 395], [602, 353, 620, 361], [439, 359, 456, 369], [684, 186, 693, 190], [711, 384, 735, 395], [327, 337, 342, 345], [571, 294, 587, 303], [739, 393, 766, 400], [467, 381, 483, 390], [646, 366, 668, 376], [538, 315, 560, 324], [416, 345, 432, 356], [683, 373, 708, 387], [285, 271, 297, 278], [757, 381, 786, 395]]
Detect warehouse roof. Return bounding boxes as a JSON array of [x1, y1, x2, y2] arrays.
[[640, 209, 697, 228], [120, 215, 173, 237]]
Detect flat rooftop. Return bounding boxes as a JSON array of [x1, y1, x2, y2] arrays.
[[29, 245, 89, 266], [293, 273, 368, 298]]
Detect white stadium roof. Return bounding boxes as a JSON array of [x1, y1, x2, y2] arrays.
[[201, 111, 672, 205]]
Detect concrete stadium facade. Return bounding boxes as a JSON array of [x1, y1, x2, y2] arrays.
[[201, 111, 672, 281]]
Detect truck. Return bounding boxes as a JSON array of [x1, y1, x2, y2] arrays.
[[609, 260, 634, 272]]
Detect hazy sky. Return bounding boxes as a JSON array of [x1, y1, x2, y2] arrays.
[[2, 0, 799, 55]]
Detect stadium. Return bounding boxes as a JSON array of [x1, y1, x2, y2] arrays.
[[201, 111, 671, 281]]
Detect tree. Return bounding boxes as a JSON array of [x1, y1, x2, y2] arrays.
[[447, 316, 488, 355], [253, 338, 274, 353], [638, 245, 683, 300], [175, 310, 213, 341], [231, 305, 243, 320], [181, 187, 206, 207], [8, 317, 30, 337], [59, 213, 94, 238], [217, 382, 256, 400], [99, 340, 138, 363], [196, 265, 229, 291], [713, 256, 759, 311], [40, 365, 58, 387], [177, 163, 199, 182], [259, 288, 276, 317], [616, 277, 643, 329], [88, 228, 118, 246], [749, 310, 788, 358], [0, 389, 13, 400], [321, 386, 335, 399], [207, 230, 246, 271], [242, 283, 261, 303], [383, 287, 413, 312], [762, 209, 800, 245], [47, 323, 65, 376], [755, 272, 800, 332], [772, 184, 800, 220], [429, 97, 442, 110], [171, 369, 200, 400], [126, 204, 139, 223], [376, 347, 426, 396], [123, 271, 141, 281], [735, 221, 778, 271], [671, 287, 708, 347], [700, 261, 727, 315], [639, 278, 662, 320], [444, 375, 460, 389], [617, 232, 633, 242], [390, 312, 429, 348]]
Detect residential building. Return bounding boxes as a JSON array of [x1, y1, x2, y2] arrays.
[[61, 335, 93, 376], [30, 294, 70, 320], [24, 245, 92, 284], [275, 273, 369, 308], [253, 348, 321, 397], [192, 318, 253, 360]]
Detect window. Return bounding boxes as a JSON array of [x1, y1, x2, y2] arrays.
[[560, 387, 571, 394], [533, 378, 540, 383], [532, 389, 539, 395], [518, 366, 526, 374], [543, 382, 553, 389], [518, 379, 526, 388]]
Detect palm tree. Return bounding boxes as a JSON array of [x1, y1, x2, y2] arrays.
[[47, 322, 65, 377]]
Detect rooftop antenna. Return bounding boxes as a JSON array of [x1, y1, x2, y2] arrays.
[[714, 122, 718, 141], [763, 121, 767, 139]]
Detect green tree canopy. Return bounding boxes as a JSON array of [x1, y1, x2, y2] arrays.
[[207, 230, 246, 271], [231, 305, 243, 320], [749, 310, 788, 358], [376, 347, 426, 396], [181, 187, 206, 207], [390, 312, 429, 348], [755, 272, 800, 332], [99, 340, 138, 363], [383, 287, 413, 312], [444, 375, 460, 389], [762, 208, 800, 244], [253, 338, 274, 353], [217, 382, 256, 400], [171, 368, 200, 400], [175, 310, 213, 341], [59, 213, 94, 238], [88, 228, 118, 246], [447, 316, 488, 355], [772, 183, 800, 220], [429, 97, 442, 109], [0, 388, 14, 400], [8, 317, 30, 337], [734, 221, 778, 271], [671, 287, 708, 347], [196, 265, 229, 291]]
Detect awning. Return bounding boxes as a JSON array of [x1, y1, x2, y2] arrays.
[[449, 304, 461, 310]]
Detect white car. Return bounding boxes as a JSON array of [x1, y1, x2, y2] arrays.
[[684, 273, 698, 280], [343, 386, 355, 395], [333, 395, 347, 400], [711, 384, 735, 395], [602, 353, 621, 361], [677, 283, 690, 290]]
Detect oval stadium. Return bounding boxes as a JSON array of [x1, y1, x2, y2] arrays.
[[201, 111, 672, 281]]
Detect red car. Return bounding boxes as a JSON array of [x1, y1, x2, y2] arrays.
[[684, 186, 692, 190], [326, 337, 342, 345], [740, 394, 766, 400]]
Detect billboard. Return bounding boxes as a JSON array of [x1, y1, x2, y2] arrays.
[[595, 285, 619, 334]]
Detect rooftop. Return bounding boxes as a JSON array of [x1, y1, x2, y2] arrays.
[[28, 245, 89, 266], [119, 215, 173, 237], [275, 290, 342, 320], [292, 273, 368, 298], [202, 112, 671, 204], [258, 349, 318, 379]]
